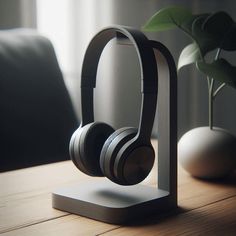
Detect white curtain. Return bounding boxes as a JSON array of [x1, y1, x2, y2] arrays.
[[0, 0, 36, 29]]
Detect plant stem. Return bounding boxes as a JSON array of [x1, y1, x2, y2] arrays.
[[207, 76, 210, 90], [213, 83, 226, 98], [208, 48, 222, 130], [215, 48, 221, 60], [209, 78, 214, 129]]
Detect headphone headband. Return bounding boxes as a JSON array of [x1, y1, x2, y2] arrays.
[[80, 26, 158, 142]]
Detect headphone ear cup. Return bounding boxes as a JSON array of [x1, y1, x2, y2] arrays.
[[114, 141, 155, 185], [100, 127, 137, 183], [78, 122, 114, 176], [100, 127, 129, 174]]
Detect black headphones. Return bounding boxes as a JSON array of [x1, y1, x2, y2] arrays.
[[69, 26, 158, 185]]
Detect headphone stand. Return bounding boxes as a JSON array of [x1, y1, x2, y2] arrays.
[[52, 40, 177, 224]]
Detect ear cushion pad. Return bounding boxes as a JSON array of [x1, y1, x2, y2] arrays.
[[69, 128, 78, 162], [69, 127, 86, 172], [72, 126, 92, 175], [100, 127, 137, 182], [78, 122, 114, 176]]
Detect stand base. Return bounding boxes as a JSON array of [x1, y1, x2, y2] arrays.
[[52, 179, 176, 224]]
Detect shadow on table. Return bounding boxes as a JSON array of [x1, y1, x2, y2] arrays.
[[121, 206, 186, 227], [125, 203, 235, 235], [192, 170, 236, 187], [124, 171, 236, 227]]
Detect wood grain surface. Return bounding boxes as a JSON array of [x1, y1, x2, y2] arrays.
[[1, 142, 236, 236]]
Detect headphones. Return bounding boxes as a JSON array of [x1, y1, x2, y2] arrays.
[[69, 26, 158, 185]]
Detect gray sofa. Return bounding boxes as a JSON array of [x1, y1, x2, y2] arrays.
[[0, 29, 78, 171]]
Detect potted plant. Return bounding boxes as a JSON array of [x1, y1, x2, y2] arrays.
[[143, 6, 236, 178]]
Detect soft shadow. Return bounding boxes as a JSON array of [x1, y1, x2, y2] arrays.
[[96, 190, 142, 204], [124, 202, 235, 234], [193, 170, 236, 187], [123, 206, 187, 226]]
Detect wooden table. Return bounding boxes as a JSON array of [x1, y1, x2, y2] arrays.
[[1, 146, 236, 235]]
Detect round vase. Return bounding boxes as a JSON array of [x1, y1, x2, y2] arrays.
[[178, 127, 236, 179]]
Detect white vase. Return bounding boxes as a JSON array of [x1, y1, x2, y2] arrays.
[[178, 127, 236, 179]]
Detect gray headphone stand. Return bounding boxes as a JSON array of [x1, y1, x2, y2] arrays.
[[52, 40, 177, 224]]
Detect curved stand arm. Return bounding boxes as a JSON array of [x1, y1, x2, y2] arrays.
[[116, 36, 178, 197], [149, 40, 177, 200]]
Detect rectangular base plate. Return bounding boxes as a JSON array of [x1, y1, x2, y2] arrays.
[[52, 179, 175, 224]]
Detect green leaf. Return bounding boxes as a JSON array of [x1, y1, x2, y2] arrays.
[[142, 7, 215, 56], [203, 12, 236, 51], [203, 11, 233, 35], [178, 43, 201, 70], [192, 15, 219, 56], [196, 59, 236, 88], [222, 24, 236, 51], [181, 13, 209, 34], [142, 6, 192, 32]]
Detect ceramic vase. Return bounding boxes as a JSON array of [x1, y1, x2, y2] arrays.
[[178, 127, 236, 179]]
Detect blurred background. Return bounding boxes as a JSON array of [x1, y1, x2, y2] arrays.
[[1, 0, 236, 139]]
